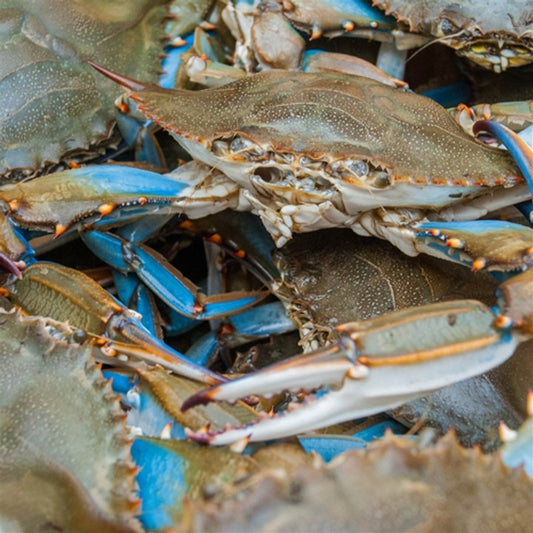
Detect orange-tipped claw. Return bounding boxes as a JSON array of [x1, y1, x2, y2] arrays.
[[183, 301, 521, 445]]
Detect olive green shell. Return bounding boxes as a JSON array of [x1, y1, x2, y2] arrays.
[[0, 310, 137, 531], [375, 0, 533, 70], [182, 432, 533, 532], [0, 0, 170, 182]]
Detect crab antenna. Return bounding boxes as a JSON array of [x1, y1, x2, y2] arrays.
[[405, 29, 467, 64], [88, 61, 151, 92]]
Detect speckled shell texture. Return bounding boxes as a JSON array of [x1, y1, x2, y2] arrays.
[[0, 0, 169, 181]]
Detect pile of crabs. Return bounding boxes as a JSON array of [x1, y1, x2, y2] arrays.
[[1, 1, 532, 531]]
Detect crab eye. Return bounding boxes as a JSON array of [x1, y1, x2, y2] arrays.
[[345, 158, 369, 177], [212, 139, 229, 156], [372, 172, 391, 188], [437, 18, 459, 36], [72, 329, 88, 343], [230, 136, 254, 152]]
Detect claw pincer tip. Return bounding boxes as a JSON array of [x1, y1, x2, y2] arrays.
[[181, 390, 215, 411]]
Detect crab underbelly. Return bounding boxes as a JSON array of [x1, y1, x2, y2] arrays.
[[176, 137, 515, 215], [336, 181, 483, 212]]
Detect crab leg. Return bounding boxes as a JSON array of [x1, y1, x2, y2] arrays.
[[185, 301, 297, 365], [7, 263, 225, 385], [416, 220, 533, 275], [0, 163, 265, 323], [414, 120, 533, 272], [114, 94, 165, 167], [183, 300, 521, 444], [0, 165, 189, 239], [475, 119, 533, 223], [277, 0, 397, 38], [81, 230, 267, 320], [474, 120, 533, 200], [107, 213, 177, 334]]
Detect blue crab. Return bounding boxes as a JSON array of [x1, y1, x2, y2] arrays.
[[3, 307, 531, 531], [374, 0, 533, 72], [245, 0, 533, 73], [90, 65, 531, 251], [174, 215, 527, 449], [2, 65, 533, 443], [91, 65, 533, 443], [0, 164, 273, 385], [0, 310, 139, 532]]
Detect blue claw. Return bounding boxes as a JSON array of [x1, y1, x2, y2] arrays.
[[113, 214, 191, 334], [474, 120, 533, 219], [110, 313, 226, 385], [114, 96, 165, 167], [185, 301, 297, 366], [0, 165, 192, 240], [82, 230, 267, 320], [112, 270, 162, 335], [9, 262, 226, 385], [416, 122, 533, 275], [183, 301, 521, 444], [60, 164, 190, 197]]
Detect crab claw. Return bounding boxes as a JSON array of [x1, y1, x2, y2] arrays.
[[182, 336, 359, 410], [0, 251, 23, 278], [416, 220, 533, 274], [184, 300, 521, 445], [417, 122, 533, 274], [474, 120, 533, 198], [474, 119, 533, 224]]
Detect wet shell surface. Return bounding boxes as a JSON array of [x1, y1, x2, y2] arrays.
[[0, 0, 170, 182]]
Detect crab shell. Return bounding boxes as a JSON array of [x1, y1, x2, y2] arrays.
[[375, 0, 533, 72], [0, 0, 170, 182], [93, 66, 522, 218]]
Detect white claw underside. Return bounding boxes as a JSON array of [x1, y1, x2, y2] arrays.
[[204, 332, 519, 445]]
